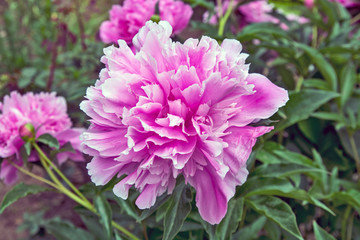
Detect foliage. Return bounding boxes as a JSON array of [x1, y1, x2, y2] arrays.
[[1, 0, 360, 239]]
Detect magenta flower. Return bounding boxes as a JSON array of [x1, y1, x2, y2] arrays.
[[99, 0, 193, 44], [81, 21, 288, 224], [0, 92, 84, 185]]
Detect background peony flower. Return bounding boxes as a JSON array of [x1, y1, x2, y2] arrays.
[[99, 0, 192, 44], [81, 20, 288, 224], [0, 92, 84, 185], [238, 0, 279, 26], [159, 0, 193, 35]]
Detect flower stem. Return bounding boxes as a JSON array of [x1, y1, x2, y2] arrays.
[[348, 134, 360, 179], [32, 142, 139, 240], [9, 161, 60, 190], [33, 142, 89, 203], [218, 0, 234, 37]]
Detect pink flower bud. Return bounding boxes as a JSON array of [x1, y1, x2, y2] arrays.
[[19, 123, 35, 142]]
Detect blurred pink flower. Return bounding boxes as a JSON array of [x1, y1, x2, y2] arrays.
[[204, 0, 307, 30], [304, 0, 314, 8], [0, 92, 84, 185], [159, 0, 193, 35], [238, 0, 279, 26], [99, 0, 192, 44], [81, 21, 288, 224], [335, 0, 360, 7]]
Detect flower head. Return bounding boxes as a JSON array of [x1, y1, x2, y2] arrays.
[[0, 92, 84, 185], [99, 0, 192, 44], [82, 21, 288, 224]]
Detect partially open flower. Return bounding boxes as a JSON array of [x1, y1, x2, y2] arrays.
[[82, 21, 288, 224], [0, 92, 85, 185]]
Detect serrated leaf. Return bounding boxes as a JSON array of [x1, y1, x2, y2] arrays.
[[163, 183, 192, 240], [37, 133, 60, 149], [0, 183, 49, 214], [248, 196, 303, 240], [94, 194, 113, 240], [313, 221, 336, 240], [275, 90, 339, 132]]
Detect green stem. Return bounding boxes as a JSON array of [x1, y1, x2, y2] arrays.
[[112, 221, 139, 240], [350, 13, 360, 25], [32, 142, 139, 240], [218, 0, 234, 37], [33, 142, 90, 203], [295, 76, 304, 92], [9, 161, 60, 190], [341, 205, 352, 240], [348, 134, 360, 179], [346, 210, 354, 240]]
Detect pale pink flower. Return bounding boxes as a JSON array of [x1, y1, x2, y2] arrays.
[[0, 92, 84, 185], [238, 0, 279, 25], [99, 0, 192, 44], [159, 0, 193, 35], [81, 21, 288, 224]]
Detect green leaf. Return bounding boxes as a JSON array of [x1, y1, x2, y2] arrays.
[[0, 183, 49, 214], [43, 217, 95, 240], [294, 42, 338, 91], [110, 194, 139, 221], [216, 198, 244, 239], [138, 193, 171, 221], [317, 0, 337, 27], [163, 182, 192, 240], [275, 90, 339, 131], [313, 221, 336, 240], [303, 79, 331, 90], [248, 196, 303, 240], [257, 142, 316, 167], [239, 177, 335, 215], [37, 133, 60, 149], [19, 142, 32, 167], [236, 23, 290, 42], [18, 67, 37, 88], [340, 62, 356, 107], [94, 194, 113, 239], [251, 163, 325, 178], [310, 112, 343, 121], [231, 216, 267, 240], [77, 209, 107, 240]]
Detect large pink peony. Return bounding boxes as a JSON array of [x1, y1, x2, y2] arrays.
[[99, 0, 193, 44], [0, 92, 84, 185], [81, 21, 288, 224]]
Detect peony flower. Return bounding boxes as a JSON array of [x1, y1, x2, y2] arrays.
[[203, 0, 307, 30], [159, 0, 193, 35], [238, 0, 279, 25], [81, 21, 288, 224], [99, 0, 193, 44], [0, 92, 84, 185]]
